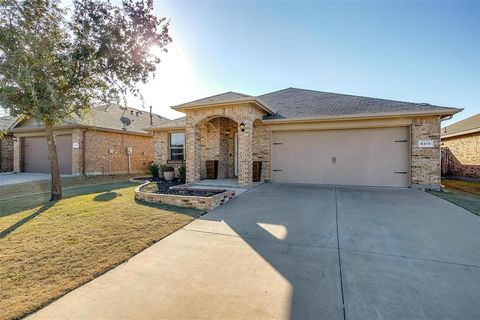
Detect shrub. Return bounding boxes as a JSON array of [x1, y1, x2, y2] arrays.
[[178, 164, 186, 182], [148, 163, 160, 179]]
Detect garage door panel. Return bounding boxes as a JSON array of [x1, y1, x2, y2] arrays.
[[271, 127, 409, 187], [24, 135, 72, 174]]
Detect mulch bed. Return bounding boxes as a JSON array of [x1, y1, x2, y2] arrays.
[[140, 181, 224, 197]]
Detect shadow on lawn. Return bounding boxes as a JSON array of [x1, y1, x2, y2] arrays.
[[0, 203, 54, 238], [94, 192, 118, 202], [0, 182, 134, 217]]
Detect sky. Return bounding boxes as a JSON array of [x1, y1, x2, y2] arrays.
[[3, 0, 480, 126]]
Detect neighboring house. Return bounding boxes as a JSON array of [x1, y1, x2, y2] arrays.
[[0, 115, 17, 172], [441, 114, 480, 178], [11, 104, 168, 175], [148, 87, 461, 190]]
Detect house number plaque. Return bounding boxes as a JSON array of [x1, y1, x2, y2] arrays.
[[418, 140, 434, 148]]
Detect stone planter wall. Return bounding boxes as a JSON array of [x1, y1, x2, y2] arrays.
[[135, 183, 235, 211]]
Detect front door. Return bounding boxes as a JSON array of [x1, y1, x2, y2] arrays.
[[234, 132, 238, 176]]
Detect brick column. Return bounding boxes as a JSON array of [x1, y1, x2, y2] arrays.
[[71, 129, 84, 175], [186, 124, 201, 183], [13, 136, 21, 173], [411, 116, 441, 190], [238, 119, 253, 186]]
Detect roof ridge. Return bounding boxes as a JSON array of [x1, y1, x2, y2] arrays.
[[94, 104, 166, 118], [260, 87, 454, 110], [175, 91, 252, 107]]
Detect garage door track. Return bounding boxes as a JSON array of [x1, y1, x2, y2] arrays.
[[29, 184, 480, 320]]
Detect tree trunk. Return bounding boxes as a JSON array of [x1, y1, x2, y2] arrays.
[[45, 123, 62, 201]]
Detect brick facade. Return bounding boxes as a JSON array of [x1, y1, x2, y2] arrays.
[[442, 132, 480, 178], [0, 135, 14, 172], [253, 120, 271, 181], [13, 129, 153, 175], [184, 104, 266, 186], [152, 110, 443, 189], [153, 131, 170, 165], [82, 130, 153, 175], [411, 116, 441, 189]]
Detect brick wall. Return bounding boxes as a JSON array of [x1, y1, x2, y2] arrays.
[[84, 130, 153, 175], [72, 129, 83, 174], [199, 118, 237, 179], [411, 116, 441, 189], [253, 120, 271, 181], [153, 131, 169, 164], [442, 132, 480, 178], [0, 135, 14, 172], [185, 103, 266, 186]]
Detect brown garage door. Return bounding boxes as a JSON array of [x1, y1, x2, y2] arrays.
[[271, 127, 410, 187], [23, 135, 73, 174]]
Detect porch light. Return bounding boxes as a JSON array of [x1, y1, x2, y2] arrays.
[[226, 129, 230, 136], [240, 122, 246, 132]]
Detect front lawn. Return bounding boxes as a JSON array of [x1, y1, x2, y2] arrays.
[[428, 179, 480, 216], [441, 179, 480, 196], [0, 182, 203, 320]]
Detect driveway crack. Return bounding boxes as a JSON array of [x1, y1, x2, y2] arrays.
[[335, 187, 347, 320]]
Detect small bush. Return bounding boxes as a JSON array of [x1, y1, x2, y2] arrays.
[[178, 164, 186, 182], [148, 163, 160, 179]]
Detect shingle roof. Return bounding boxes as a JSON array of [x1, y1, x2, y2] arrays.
[[258, 88, 458, 120], [14, 104, 169, 134], [174, 92, 252, 109], [150, 116, 186, 129], [442, 114, 480, 137], [168, 87, 459, 121], [80, 105, 169, 133], [0, 115, 17, 131]]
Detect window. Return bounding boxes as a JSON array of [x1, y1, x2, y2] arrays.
[[170, 132, 185, 161]]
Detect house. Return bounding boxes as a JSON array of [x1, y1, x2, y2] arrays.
[[0, 115, 17, 172], [441, 114, 480, 178], [10, 104, 168, 175], [148, 87, 461, 190]]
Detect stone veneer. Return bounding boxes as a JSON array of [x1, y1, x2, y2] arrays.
[[442, 132, 480, 178], [411, 116, 441, 189], [185, 104, 267, 186], [135, 183, 235, 211]]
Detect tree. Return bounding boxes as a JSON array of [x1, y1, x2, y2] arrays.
[[0, 0, 171, 200]]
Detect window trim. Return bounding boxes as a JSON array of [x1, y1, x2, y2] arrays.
[[169, 131, 185, 162]]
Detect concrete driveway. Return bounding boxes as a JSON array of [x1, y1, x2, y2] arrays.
[[29, 184, 480, 320]]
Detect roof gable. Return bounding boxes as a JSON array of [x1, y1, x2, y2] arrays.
[[0, 115, 19, 131], [442, 113, 480, 136], [174, 92, 252, 109]]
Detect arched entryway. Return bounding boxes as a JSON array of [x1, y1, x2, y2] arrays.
[[198, 116, 239, 180], [185, 106, 267, 187]]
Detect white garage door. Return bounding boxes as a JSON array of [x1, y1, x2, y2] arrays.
[[271, 127, 410, 187]]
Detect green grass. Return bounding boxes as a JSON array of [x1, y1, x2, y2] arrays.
[[428, 179, 480, 216], [0, 182, 203, 320]]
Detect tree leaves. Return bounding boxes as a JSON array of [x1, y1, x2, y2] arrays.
[[0, 0, 172, 124]]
